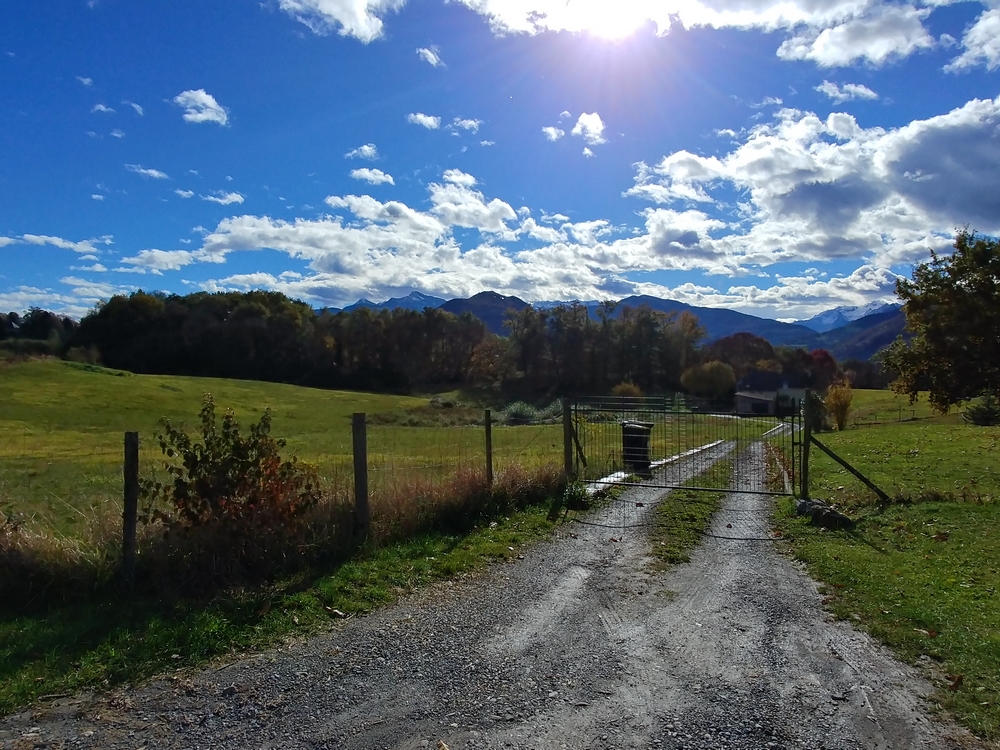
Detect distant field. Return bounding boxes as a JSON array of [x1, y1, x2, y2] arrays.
[[848, 387, 956, 427], [0, 359, 562, 534]]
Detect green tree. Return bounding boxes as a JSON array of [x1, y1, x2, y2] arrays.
[[882, 230, 1000, 412], [681, 360, 736, 399]]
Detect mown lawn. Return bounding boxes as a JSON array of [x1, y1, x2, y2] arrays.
[[777, 405, 1000, 740]]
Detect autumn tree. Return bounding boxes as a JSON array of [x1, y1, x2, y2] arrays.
[[882, 230, 1000, 412]]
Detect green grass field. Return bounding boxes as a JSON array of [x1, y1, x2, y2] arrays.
[[0, 359, 563, 534], [777, 389, 1000, 740]]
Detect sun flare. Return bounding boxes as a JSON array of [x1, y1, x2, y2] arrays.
[[559, 0, 658, 39]]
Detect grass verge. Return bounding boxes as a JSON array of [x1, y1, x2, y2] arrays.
[[775, 421, 1000, 741], [0, 499, 557, 716], [649, 461, 733, 566]]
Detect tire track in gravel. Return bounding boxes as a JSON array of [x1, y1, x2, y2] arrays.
[[0, 442, 987, 750]]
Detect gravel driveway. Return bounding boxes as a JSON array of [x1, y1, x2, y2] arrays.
[[0, 443, 986, 749]]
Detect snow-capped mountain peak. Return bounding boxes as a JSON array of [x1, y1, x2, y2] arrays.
[[797, 302, 899, 333]]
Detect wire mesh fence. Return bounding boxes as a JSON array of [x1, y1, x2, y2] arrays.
[[572, 396, 799, 496], [0, 411, 566, 539]]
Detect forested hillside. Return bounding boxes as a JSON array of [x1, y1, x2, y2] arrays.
[[3, 290, 880, 397]]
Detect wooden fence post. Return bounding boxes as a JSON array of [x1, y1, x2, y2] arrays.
[[801, 391, 812, 500], [122, 431, 139, 589], [352, 413, 370, 539], [562, 397, 574, 479], [484, 409, 494, 488]]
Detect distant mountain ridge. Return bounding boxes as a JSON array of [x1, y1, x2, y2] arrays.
[[439, 291, 529, 334], [339, 291, 904, 360], [797, 302, 899, 332], [344, 291, 446, 313]]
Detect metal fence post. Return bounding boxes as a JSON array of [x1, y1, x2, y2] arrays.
[[122, 431, 139, 589], [484, 409, 494, 488], [562, 397, 574, 479], [801, 391, 812, 500], [352, 413, 370, 539]]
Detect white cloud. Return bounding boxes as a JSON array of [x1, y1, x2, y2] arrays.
[[345, 143, 379, 160], [91, 194, 104, 201], [350, 167, 395, 185], [777, 4, 934, 67], [120, 249, 200, 273], [945, 8, 1000, 72], [91, 104, 114, 114], [76, 76, 93, 87], [124, 101, 144, 115], [278, 0, 405, 43], [173, 89, 229, 126], [142, 164, 902, 317], [454, 0, 941, 68], [44, 97, 993, 318], [201, 191, 245, 205], [407, 112, 441, 129], [442, 169, 477, 188], [416, 46, 443, 66], [626, 95, 1000, 269], [18, 234, 111, 254], [751, 96, 783, 108], [571, 113, 607, 146], [559, 110, 572, 120], [815, 80, 879, 103], [110, 129, 125, 138], [70, 263, 108, 273], [542, 126, 565, 141], [451, 117, 483, 132], [0, 285, 103, 319], [175, 189, 194, 198], [480, 140, 495, 147], [582, 147, 595, 158], [125, 163, 169, 179]]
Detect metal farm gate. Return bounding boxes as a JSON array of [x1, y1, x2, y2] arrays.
[[569, 396, 802, 497]]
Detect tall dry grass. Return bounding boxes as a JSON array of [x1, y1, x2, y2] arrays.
[[1, 463, 564, 609]]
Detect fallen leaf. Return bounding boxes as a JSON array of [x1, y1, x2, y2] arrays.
[[948, 674, 964, 691], [933, 533, 950, 542], [437, 741, 450, 750]]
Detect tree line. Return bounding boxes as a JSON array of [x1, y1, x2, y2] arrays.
[[3, 289, 881, 398]]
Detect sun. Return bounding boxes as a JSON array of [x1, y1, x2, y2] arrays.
[[561, 0, 658, 40]]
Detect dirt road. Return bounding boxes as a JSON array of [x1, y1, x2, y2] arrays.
[[0, 444, 985, 749]]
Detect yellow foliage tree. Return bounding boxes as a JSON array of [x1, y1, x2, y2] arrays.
[[825, 382, 853, 431]]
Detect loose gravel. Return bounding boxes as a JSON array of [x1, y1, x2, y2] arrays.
[[0, 442, 987, 749]]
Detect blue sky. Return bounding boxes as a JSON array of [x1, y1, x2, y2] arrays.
[[1, 0, 998, 321]]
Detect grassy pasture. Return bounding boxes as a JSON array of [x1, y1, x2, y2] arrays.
[[777, 392, 1000, 740], [0, 359, 563, 535]]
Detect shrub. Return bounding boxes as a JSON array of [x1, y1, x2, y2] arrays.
[[611, 381, 642, 397], [142, 395, 322, 528], [964, 393, 1000, 426], [502, 401, 540, 425], [825, 382, 853, 431]]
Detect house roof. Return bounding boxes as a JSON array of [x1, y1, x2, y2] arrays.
[[736, 391, 776, 401]]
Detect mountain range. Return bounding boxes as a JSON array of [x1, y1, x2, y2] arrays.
[[331, 291, 905, 361], [795, 302, 900, 333]]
